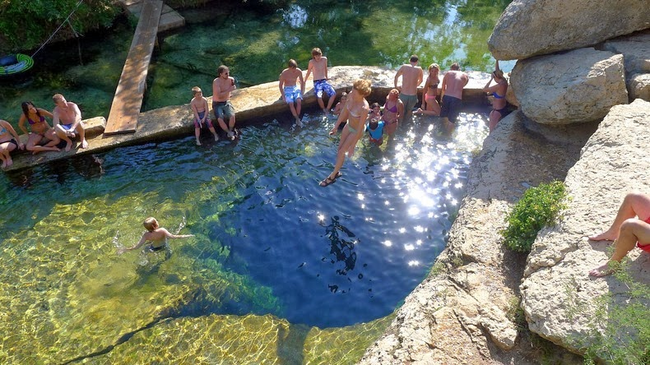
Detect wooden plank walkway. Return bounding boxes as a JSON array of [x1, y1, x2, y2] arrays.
[[105, 0, 163, 135], [118, 0, 185, 33]]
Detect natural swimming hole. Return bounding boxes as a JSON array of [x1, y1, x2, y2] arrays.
[[0, 109, 487, 348]]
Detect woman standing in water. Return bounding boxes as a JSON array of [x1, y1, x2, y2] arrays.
[[320, 79, 372, 187], [18, 101, 61, 154], [482, 60, 508, 132], [415, 63, 441, 116], [381, 88, 404, 137]]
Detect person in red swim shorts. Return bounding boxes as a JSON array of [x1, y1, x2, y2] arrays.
[[588, 193, 650, 277]]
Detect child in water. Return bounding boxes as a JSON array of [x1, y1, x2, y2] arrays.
[[332, 92, 347, 116], [366, 103, 385, 146], [118, 217, 193, 254], [190, 86, 219, 145]]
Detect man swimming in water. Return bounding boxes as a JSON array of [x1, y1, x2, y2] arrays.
[[118, 217, 193, 255]]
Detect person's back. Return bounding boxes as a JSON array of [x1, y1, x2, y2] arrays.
[[394, 55, 423, 121], [442, 67, 469, 100]]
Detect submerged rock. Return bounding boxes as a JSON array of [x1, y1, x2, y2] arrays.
[[488, 0, 650, 60], [511, 48, 627, 125]]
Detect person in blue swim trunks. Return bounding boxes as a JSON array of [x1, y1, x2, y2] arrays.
[[305, 47, 337, 114], [279, 59, 305, 126], [190, 86, 219, 145]]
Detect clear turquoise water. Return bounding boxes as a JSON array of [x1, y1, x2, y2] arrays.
[[0, 1, 502, 360]]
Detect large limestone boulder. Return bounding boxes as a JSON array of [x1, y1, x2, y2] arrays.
[[520, 99, 650, 357], [488, 0, 650, 60], [602, 30, 650, 101], [511, 48, 627, 125]]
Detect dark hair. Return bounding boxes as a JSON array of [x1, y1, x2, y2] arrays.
[[410, 55, 419, 63], [21, 101, 42, 120], [370, 102, 380, 109], [217, 65, 229, 76]]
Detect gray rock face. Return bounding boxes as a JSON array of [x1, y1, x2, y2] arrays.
[[601, 30, 650, 102], [488, 0, 650, 60], [511, 48, 628, 124], [520, 99, 650, 355]]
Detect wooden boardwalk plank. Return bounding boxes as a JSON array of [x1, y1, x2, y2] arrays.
[[105, 0, 163, 135]]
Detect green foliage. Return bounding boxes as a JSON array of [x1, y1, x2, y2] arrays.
[[580, 264, 650, 364], [0, 0, 120, 52], [501, 181, 567, 253]]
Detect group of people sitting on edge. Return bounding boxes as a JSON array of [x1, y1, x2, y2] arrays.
[[0, 93, 88, 169]]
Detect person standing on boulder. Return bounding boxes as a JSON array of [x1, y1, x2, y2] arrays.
[[482, 60, 509, 132], [394, 55, 423, 122], [440, 63, 469, 131], [588, 193, 650, 277], [212, 65, 237, 140]]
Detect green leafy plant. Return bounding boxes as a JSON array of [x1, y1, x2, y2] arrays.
[[579, 264, 650, 364], [501, 181, 567, 253]]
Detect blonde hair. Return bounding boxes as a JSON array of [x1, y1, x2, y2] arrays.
[[352, 79, 372, 97], [428, 63, 440, 72], [143, 217, 158, 232], [52, 94, 65, 103], [191, 86, 202, 95]]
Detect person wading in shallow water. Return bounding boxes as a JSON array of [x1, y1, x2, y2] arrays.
[[320, 79, 372, 187], [588, 193, 650, 277]]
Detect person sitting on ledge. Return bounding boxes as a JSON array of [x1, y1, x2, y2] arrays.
[[0, 119, 25, 169], [18, 101, 61, 154], [588, 193, 650, 277], [52, 93, 88, 151]]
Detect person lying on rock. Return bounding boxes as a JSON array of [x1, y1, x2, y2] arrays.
[[588, 193, 650, 277]]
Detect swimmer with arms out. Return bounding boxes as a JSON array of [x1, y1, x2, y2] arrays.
[[118, 217, 193, 254]]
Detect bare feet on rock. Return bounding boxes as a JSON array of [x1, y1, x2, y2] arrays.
[[589, 262, 614, 277], [588, 231, 617, 241]]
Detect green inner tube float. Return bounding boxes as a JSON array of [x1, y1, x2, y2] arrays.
[[0, 54, 34, 75]]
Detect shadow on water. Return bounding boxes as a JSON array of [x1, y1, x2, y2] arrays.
[[324, 216, 359, 288]]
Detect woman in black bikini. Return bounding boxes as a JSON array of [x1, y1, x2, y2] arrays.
[[382, 88, 404, 137], [18, 101, 61, 154], [320, 79, 372, 187], [483, 60, 509, 132], [415, 63, 441, 116], [0, 119, 25, 169]]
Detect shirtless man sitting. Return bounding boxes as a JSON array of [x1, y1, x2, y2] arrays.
[[394, 55, 424, 122], [305, 47, 337, 114], [279, 59, 305, 126], [52, 93, 88, 151]]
